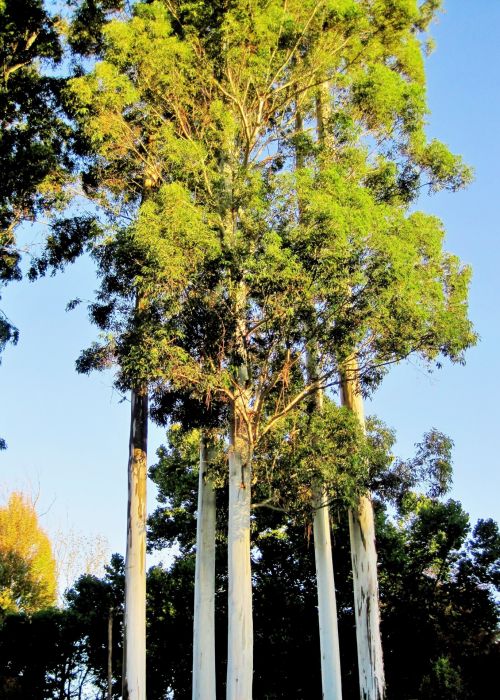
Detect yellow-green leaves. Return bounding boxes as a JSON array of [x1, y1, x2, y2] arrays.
[[416, 140, 474, 192], [134, 183, 220, 291], [353, 63, 426, 136], [0, 493, 57, 616]]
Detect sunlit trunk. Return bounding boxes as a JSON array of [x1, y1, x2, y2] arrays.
[[306, 89, 344, 695], [122, 388, 148, 700], [308, 345, 343, 700], [341, 359, 385, 700], [226, 276, 253, 700], [226, 433, 252, 700], [313, 483, 343, 700], [192, 435, 217, 700]]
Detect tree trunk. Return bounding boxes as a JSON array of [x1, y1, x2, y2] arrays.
[[226, 276, 253, 699], [192, 435, 217, 700], [340, 359, 385, 700], [308, 346, 343, 700], [122, 387, 148, 700], [226, 421, 252, 700], [313, 483, 343, 700], [108, 607, 113, 700]]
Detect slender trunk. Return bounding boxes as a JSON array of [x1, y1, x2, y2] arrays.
[[301, 92, 343, 699], [226, 420, 252, 700], [340, 358, 385, 700], [108, 607, 113, 700], [226, 279, 253, 700], [122, 387, 148, 700], [308, 346, 343, 700], [313, 483, 343, 700], [192, 435, 217, 700]]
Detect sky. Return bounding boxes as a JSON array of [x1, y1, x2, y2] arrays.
[[1, 1, 499, 578]]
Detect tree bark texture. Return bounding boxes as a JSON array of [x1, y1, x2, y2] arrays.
[[123, 388, 148, 700], [192, 436, 217, 700], [340, 359, 385, 700]]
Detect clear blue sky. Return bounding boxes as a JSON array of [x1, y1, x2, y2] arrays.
[[1, 1, 499, 565]]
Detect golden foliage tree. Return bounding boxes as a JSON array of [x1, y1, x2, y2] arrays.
[[0, 492, 57, 615]]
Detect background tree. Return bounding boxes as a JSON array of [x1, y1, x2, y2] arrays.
[[0, 555, 124, 699], [1, 426, 497, 699], [0, 0, 70, 360], [0, 492, 57, 617], [145, 423, 499, 700]]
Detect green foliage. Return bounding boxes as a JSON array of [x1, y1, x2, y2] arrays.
[[419, 656, 465, 700], [0, 0, 72, 365], [60, 0, 476, 450], [371, 427, 454, 507], [0, 554, 125, 699], [252, 401, 371, 519], [0, 0, 68, 234]]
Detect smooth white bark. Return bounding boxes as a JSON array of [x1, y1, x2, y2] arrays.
[[307, 346, 343, 700], [313, 483, 343, 700], [226, 442, 253, 700], [123, 389, 148, 700], [341, 363, 385, 700], [301, 93, 344, 697], [192, 437, 217, 700]]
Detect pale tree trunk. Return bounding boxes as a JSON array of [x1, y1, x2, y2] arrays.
[[301, 93, 343, 699], [340, 358, 385, 700], [123, 388, 148, 700], [308, 347, 343, 700], [313, 483, 343, 700], [192, 435, 217, 700], [226, 434, 252, 700], [226, 279, 253, 700]]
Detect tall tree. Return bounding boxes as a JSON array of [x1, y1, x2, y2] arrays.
[[63, 5, 222, 697], [60, 3, 475, 697], [278, 2, 475, 695]]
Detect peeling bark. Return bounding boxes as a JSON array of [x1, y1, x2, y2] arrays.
[[192, 435, 217, 700], [123, 387, 148, 700], [341, 359, 385, 700]]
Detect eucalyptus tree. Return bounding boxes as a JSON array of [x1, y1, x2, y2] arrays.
[[276, 2, 476, 696], [62, 3, 475, 700], [64, 4, 375, 698], [64, 3, 221, 697]]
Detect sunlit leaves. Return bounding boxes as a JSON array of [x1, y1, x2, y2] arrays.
[[0, 493, 57, 616]]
